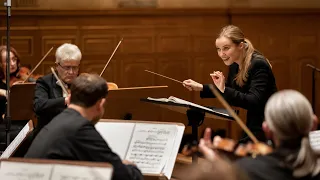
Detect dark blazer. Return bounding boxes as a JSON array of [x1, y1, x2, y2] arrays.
[[236, 147, 320, 180], [25, 108, 143, 180], [200, 52, 277, 142], [33, 73, 66, 135]]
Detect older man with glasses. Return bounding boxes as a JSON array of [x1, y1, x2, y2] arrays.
[[33, 43, 82, 138]]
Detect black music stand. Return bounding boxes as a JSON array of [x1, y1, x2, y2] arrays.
[[141, 97, 234, 163]]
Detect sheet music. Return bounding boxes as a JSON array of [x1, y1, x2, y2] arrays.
[[51, 164, 112, 180], [1, 122, 31, 159], [147, 96, 229, 117], [309, 130, 320, 151], [125, 124, 177, 174], [0, 161, 52, 180]]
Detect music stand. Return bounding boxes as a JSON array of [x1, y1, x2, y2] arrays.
[[103, 86, 168, 120], [141, 97, 234, 163], [9, 83, 36, 121]]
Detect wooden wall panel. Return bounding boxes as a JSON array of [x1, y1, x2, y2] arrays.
[[0, 9, 320, 139]]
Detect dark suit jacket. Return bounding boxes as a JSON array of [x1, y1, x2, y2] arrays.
[[25, 108, 143, 180], [33, 73, 66, 135], [236, 147, 320, 180], [200, 52, 277, 142]]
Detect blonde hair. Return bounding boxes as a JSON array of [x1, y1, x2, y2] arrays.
[[55, 43, 82, 64], [218, 25, 271, 87], [265, 89, 320, 178]]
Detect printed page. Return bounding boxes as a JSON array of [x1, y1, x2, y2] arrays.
[[125, 124, 177, 174], [0, 161, 52, 180], [95, 122, 135, 159], [1, 121, 31, 159], [309, 130, 320, 151], [147, 97, 170, 102], [169, 96, 229, 116], [51, 164, 112, 180]]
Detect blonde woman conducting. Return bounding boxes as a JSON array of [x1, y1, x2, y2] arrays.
[[183, 25, 277, 143]]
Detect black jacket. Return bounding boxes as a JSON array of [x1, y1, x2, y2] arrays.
[[200, 52, 277, 142], [25, 108, 143, 180], [236, 146, 320, 180], [33, 73, 66, 134]]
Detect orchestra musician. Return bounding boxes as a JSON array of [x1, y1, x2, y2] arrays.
[[0, 46, 32, 149], [183, 25, 277, 143], [199, 89, 320, 180], [33, 43, 81, 137], [25, 73, 143, 180]]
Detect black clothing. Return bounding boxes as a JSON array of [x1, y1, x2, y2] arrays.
[[200, 52, 277, 142], [25, 108, 143, 180]]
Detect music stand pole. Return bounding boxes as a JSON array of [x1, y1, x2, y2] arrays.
[[4, 0, 12, 147], [186, 108, 205, 164]]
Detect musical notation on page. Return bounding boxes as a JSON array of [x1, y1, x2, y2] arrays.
[[125, 124, 177, 174]]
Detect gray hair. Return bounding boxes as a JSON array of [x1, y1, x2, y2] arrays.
[[55, 43, 82, 64], [265, 89, 320, 178]]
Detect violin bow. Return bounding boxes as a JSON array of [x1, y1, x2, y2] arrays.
[[23, 46, 54, 83], [50, 67, 69, 95], [208, 84, 259, 144], [99, 38, 123, 77]]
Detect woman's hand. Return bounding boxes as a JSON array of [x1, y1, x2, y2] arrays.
[[182, 79, 203, 91], [210, 71, 225, 93]]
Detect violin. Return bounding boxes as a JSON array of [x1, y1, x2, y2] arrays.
[[182, 136, 273, 160], [107, 82, 118, 90]]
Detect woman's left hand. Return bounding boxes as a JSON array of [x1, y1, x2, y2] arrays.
[[210, 71, 225, 93]]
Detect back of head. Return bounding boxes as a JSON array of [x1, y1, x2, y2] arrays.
[[265, 89, 313, 140], [70, 73, 108, 108], [265, 89, 320, 177], [55, 43, 82, 64]]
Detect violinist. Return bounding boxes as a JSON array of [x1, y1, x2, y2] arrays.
[[0, 45, 30, 151], [199, 90, 320, 180], [183, 25, 277, 143], [33, 43, 81, 137]]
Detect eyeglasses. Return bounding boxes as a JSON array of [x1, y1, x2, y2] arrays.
[[57, 63, 79, 71]]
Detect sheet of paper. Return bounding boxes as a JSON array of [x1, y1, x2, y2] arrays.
[[1, 122, 31, 159], [0, 161, 52, 180], [125, 123, 177, 174], [309, 130, 320, 151], [51, 164, 112, 180], [147, 97, 170, 102], [169, 96, 229, 116], [95, 122, 135, 159]]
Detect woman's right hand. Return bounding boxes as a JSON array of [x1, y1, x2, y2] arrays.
[[183, 79, 203, 91]]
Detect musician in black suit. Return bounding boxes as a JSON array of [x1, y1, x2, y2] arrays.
[[25, 73, 143, 180], [183, 25, 277, 143], [33, 43, 81, 136]]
